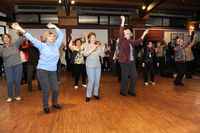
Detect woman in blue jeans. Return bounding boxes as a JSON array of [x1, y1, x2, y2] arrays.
[[12, 22, 64, 114], [0, 33, 23, 103], [83, 32, 105, 102]]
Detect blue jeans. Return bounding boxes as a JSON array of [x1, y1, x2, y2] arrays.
[[37, 69, 58, 108], [86, 67, 101, 97], [4, 64, 23, 98]]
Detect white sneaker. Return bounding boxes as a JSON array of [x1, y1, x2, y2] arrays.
[[82, 84, 87, 88], [145, 82, 149, 86], [7, 98, 12, 103], [150, 81, 156, 85], [74, 86, 78, 90], [15, 96, 21, 101]]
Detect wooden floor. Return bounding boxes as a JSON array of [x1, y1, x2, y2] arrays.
[[0, 71, 200, 133]]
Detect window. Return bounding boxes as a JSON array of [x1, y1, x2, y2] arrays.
[[163, 18, 170, 26], [0, 25, 6, 45], [40, 14, 58, 24], [99, 16, 108, 25], [146, 17, 162, 26], [15, 14, 38, 23], [110, 16, 128, 26], [170, 18, 186, 27], [78, 15, 98, 24]]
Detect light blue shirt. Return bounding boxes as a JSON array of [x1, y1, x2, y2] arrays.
[[130, 44, 134, 61], [24, 30, 64, 71]]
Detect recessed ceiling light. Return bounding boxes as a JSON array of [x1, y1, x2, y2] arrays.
[[71, 0, 75, 5], [58, 0, 62, 4], [142, 5, 146, 10]]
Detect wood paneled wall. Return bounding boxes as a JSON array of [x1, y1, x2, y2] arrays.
[[58, 9, 78, 26]]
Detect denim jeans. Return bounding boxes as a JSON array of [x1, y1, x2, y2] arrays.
[[37, 69, 58, 108], [86, 67, 101, 98], [4, 64, 23, 98]]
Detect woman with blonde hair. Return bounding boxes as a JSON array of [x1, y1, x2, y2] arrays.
[[12, 22, 64, 114]]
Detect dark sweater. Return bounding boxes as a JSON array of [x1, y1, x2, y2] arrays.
[[142, 47, 156, 64], [118, 26, 143, 63], [20, 45, 40, 65]]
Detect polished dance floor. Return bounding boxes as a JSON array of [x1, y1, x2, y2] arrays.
[[0, 71, 200, 133]]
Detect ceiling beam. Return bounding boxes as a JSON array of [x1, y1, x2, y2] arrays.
[[64, 0, 70, 16], [139, 0, 165, 18]]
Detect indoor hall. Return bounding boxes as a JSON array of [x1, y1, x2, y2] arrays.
[[0, 0, 200, 132]]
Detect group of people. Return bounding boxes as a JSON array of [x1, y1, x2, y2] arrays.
[[0, 15, 198, 114]]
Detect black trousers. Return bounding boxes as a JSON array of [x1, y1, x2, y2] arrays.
[[120, 61, 137, 94], [74, 64, 86, 86], [143, 62, 155, 82], [21, 62, 27, 83], [103, 57, 110, 70], [174, 62, 186, 84], [27, 64, 41, 91], [156, 56, 165, 73], [185, 60, 194, 78]]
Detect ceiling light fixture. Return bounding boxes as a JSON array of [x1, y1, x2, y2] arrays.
[[71, 0, 75, 5], [142, 5, 146, 10], [58, 0, 62, 4]]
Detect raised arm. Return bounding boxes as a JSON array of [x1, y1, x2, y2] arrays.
[[190, 34, 197, 47], [141, 29, 149, 40], [68, 34, 75, 51], [130, 29, 149, 46], [14, 33, 23, 48], [47, 23, 64, 48], [11, 23, 44, 50], [82, 32, 89, 49], [118, 16, 126, 49]]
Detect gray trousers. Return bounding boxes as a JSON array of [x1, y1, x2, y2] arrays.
[[120, 61, 137, 94], [37, 69, 58, 108]]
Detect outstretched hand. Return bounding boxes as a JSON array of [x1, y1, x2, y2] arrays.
[[120, 16, 125, 21], [144, 29, 149, 35], [47, 23, 56, 29], [11, 23, 20, 30], [11, 22, 25, 34], [70, 33, 74, 40]]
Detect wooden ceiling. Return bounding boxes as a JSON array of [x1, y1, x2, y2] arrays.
[[12, 0, 200, 12], [1, 0, 200, 16]]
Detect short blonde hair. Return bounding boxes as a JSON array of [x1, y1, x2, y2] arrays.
[[43, 30, 56, 39]]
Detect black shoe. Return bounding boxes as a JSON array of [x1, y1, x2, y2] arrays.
[[43, 108, 50, 114], [52, 104, 62, 109], [120, 91, 127, 96], [174, 81, 179, 86], [94, 95, 100, 100], [178, 83, 184, 86], [86, 97, 90, 102], [128, 91, 137, 97]]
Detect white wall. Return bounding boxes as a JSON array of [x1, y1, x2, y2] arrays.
[[134, 28, 200, 43], [72, 29, 108, 44], [164, 30, 189, 44]]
